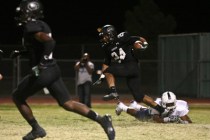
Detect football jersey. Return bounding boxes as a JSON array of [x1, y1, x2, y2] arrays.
[[22, 20, 53, 67], [101, 32, 140, 65], [150, 98, 189, 117]]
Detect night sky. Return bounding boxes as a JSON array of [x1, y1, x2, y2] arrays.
[[1, 0, 210, 44]]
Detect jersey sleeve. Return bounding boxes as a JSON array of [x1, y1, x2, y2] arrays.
[[24, 21, 42, 33], [118, 32, 141, 46], [130, 36, 140, 44], [176, 100, 190, 117], [117, 32, 130, 43]]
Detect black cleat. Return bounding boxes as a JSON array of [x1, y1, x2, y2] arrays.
[[103, 93, 119, 101], [98, 114, 115, 140], [22, 127, 46, 140]]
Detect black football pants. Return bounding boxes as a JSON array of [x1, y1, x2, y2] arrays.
[[12, 64, 71, 106], [104, 61, 145, 102]]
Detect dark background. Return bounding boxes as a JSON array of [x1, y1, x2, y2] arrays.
[[0, 0, 210, 97], [1, 0, 210, 44]]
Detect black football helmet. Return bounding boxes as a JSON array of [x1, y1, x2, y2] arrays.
[[98, 25, 117, 44], [15, 0, 44, 26]]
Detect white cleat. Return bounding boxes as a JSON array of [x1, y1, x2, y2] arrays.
[[129, 100, 147, 110], [115, 102, 124, 116]]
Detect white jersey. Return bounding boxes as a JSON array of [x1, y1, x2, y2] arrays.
[[150, 98, 189, 117]]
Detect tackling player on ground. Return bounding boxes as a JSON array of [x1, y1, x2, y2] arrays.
[[11, 1, 115, 140], [115, 91, 192, 124]]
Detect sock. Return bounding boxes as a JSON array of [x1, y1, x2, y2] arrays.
[[28, 118, 40, 130], [154, 104, 165, 114], [120, 103, 128, 112], [109, 86, 117, 93], [87, 110, 98, 121]]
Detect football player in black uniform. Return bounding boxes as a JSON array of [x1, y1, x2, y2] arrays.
[[11, 1, 115, 140], [96, 24, 166, 115]]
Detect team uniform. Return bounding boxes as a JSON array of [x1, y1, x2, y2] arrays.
[[102, 32, 145, 102], [12, 1, 115, 140], [135, 99, 190, 123], [12, 20, 70, 106], [151, 98, 190, 118]]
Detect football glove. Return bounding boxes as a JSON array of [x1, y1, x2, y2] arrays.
[[93, 74, 105, 85], [163, 115, 179, 123]]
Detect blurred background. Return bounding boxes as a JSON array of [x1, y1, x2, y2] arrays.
[[0, 0, 210, 99]]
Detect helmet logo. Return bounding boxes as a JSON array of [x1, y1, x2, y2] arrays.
[[27, 2, 39, 11], [167, 92, 171, 99]]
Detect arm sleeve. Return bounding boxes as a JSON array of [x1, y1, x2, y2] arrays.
[[25, 22, 42, 33]]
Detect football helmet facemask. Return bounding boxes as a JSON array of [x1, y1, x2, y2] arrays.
[[97, 25, 117, 44], [161, 91, 177, 111], [15, 0, 44, 26]]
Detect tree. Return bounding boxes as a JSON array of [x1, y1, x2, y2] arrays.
[[124, 0, 176, 58]]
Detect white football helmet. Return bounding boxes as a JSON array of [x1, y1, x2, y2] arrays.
[[161, 91, 177, 111]]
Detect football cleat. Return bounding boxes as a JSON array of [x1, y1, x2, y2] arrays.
[[115, 102, 124, 116], [22, 127, 46, 140], [103, 92, 119, 101], [129, 100, 147, 111], [98, 114, 115, 140]]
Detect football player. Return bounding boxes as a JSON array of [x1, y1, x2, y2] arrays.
[[115, 91, 192, 124], [96, 24, 167, 115], [11, 1, 115, 140]]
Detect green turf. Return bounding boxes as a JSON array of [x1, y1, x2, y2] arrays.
[[0, 104, 210, 140]]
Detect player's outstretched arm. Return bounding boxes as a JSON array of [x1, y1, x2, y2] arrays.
[[179, 115, 192, 124]]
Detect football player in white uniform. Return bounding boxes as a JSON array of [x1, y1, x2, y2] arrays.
[[115, 91, 192, 124]]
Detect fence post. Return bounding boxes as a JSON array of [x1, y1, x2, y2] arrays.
[[13, 56, 21, 89]]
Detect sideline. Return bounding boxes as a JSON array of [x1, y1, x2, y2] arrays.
[[1, 95, 210, 104]]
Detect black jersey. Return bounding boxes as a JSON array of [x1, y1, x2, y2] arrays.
[[23, 20, 53, 67], [102, 32, 139, 65]]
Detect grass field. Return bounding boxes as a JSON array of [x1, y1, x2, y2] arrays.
[[0, 103, 210, 140]]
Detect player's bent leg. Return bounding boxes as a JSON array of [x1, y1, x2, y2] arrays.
[[62, 100, 115, 140], [102, 72, 119, 101]]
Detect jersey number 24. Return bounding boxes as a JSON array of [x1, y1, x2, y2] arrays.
[[111, 48, 126, 63]]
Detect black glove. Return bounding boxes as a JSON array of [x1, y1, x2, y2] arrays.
[[10, 50, 21, 59]]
